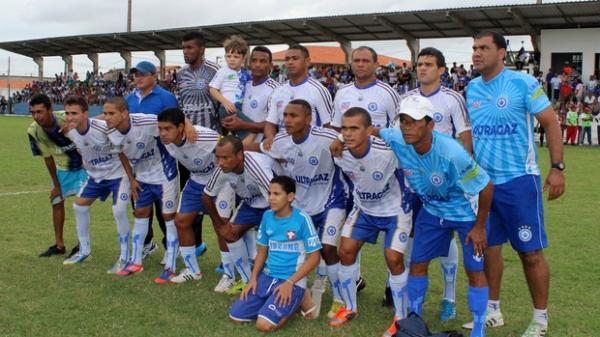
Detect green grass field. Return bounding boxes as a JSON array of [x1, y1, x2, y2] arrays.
[[1, 115, 598, 337]]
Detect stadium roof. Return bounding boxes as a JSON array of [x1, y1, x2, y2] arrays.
[[0, 1, 599, 58]]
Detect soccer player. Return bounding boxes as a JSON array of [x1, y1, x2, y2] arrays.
[[61, 96, 131, 273], [331, 46, 400, 130], [263, 44, 333, 146], [330, 45, 399, 308], [399, 47, 474, 320], [103, 97, 179, 279], [229, 175, 321, 332], [257, 99, 347, 318], [329, 108, 412, 337], [221, 46, 279, 144], [27, 94, 87, 258], [371, 96, 493, 337], [126, 60, 179, 261], [157, 107, 224, 283], [202, 136, 279, 294], [465, 31, 565, 337]]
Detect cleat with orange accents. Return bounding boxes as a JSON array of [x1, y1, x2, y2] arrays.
[[117, 263, 144, 275], [382, 317, 401, 337], [154, 268, 176, 284], [329, 307, 357, 328]]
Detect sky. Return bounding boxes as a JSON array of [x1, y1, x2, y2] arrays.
[[0, 0, 563, 77]]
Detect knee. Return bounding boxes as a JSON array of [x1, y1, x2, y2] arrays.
[[409, 262, 429, 276], [174, 214, 190, 229], [467, 271, 487, 287], [386, 254, 405, 275], [255, 318, 276, 332], [519, 250, 545, 268], [338, 246, 356, 265], [321, 245, 339, 264]]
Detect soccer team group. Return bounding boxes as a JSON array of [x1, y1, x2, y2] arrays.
[[27, 31, 565, 337]]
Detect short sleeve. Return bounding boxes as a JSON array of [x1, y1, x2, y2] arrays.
[[447, 93, 471, 134], [331, 94, 344, 128], [314, 88, 333, 126], [265, 92, 280, 125], [256, 213, 269, 246], [379, 127, 404, 146], [299, 211, 322, 253], [524, 75, 551, 115], [28, 133, 43, 157], [208, 68, 226, 90], [451, 150, 490, 195], [203, 168, 227, 197]]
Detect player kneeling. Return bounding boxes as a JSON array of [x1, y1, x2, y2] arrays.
[[229, 176, 321, 332]]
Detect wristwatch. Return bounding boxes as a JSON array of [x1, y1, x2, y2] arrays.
[[551, 162, 565, 171]]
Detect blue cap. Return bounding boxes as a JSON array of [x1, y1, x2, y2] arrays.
[[130, 61, 156, 75]]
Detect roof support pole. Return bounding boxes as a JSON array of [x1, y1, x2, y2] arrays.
[[87, 53, 99, 75], [530, 33, 541, 53], [61, 55, 73, 76], [154, 50, 166, 81], [33, 56, 44, 80], [120, 51, 132, 72], [339, 40, 353, 67], [407, 38, 420, 67]]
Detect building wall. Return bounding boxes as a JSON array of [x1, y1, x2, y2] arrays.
[[540, 28, 600, 78]]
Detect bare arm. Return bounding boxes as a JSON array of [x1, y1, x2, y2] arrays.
[[465, 181, 493, 256], [458, 130, 474, 155], [209, 87, 236, 113], [221, 115, 265, 133], [536, 106, 566, 200], [201, 193, 226, 228]]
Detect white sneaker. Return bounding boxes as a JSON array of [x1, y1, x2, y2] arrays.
[[160, 251, 168, 265], [106, 258, 128, 274], [170, 268, 202, 283], [462, 310, 505, 329], [521, 320, 548, 337], [142, 241, 158, 260], [214, 274, 236, 293]]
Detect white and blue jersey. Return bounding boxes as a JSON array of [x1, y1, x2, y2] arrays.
[[204, 152, 276, 209], [163, 125, 220, 185], [107, 114, 177, 185], [332, 80, 400, 128], [466, 68, 551, 184], [261, 127, 345, 216], [256, 207, 322, 288], [266, 77, 333, 131], [67, 119, 125, 181], [241, 77, 279, 143], [334, 137, 411, 218], [380, 128, 490, 222]]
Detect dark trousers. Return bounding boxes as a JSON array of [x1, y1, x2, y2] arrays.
[[597, 125, 600, 144], [178, 162, 204, 246], [581, 126, 592, 145]]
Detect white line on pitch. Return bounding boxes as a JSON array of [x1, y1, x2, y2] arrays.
[[0, 190, 46, 197]]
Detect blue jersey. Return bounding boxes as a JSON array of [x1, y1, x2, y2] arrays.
[[257, 207, 322, 288], [466, 68, 551, 184], [380, 128, 490, 222]]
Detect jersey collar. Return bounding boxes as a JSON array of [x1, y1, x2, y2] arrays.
[[419, 85, 441, 97], [289, 76, 309, 87], [350, 137, 372, 159], [354, 79, 378, 90], [292, 127, 311, 144]]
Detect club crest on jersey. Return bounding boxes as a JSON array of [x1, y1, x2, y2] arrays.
[[286, 231, 296, 240], [367, 102, 378, 111], [433, 112, 444, 123], [250, 100, 258, 108], [518, 226, 533, 242], [308, 156, 319, 166], [136, 142, 145, 149], [247, 184, 259, 193], [341, 102, 351, 112], [496, 96, 509, 109], [372, 171, 384, 181], [429, 173, 444, 186], [218, 201, 228, 209], [472, 100, 481, 109], [195, 81, 207, 90], [92, 144, 101, 152], [193, 158, 203, 166]]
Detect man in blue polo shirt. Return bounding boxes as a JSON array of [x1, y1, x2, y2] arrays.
[[126, 61, 179, 261]]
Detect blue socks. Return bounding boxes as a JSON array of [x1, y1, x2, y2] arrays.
[[407, 275, 428, 316], [468, 286, 489, 337]]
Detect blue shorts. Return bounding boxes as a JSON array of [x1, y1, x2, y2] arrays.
[[229, 272, 305, 326], [178, 179, 206, 214], [135, 180, 178, 214], [341, 206, 412, 253], [488, 174, 547, 253], [52, 169, 88, 205], [78, 177, 130, 205], [411, 208, 485, 272], [231, 203, 268, 226]]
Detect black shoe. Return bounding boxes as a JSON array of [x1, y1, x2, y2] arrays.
[[382, 286, 394, 307], [356, 276, 367, 293], [39, 244, 66, 257], [66, 245, 80, 259]]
